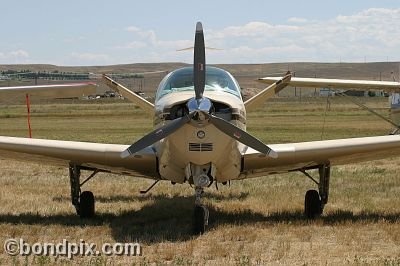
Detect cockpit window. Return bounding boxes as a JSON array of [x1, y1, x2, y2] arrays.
[[156, 67, 241, 100]]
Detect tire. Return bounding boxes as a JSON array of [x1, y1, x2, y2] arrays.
[[194, 205, 207, 235], [304, 190, 322, 219], [79, 191, 95, 218]]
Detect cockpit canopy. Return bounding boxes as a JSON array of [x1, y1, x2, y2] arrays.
[[156, 66, 242, 101]]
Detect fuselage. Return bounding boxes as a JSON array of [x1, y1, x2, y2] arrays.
[[153, 66, 247, 183]]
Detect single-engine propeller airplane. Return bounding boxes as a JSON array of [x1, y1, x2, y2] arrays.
[[1, 22, 400, 234]]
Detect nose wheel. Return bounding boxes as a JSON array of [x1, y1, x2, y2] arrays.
[[194, 205, 209, 234], [193, 187, 209, 235]]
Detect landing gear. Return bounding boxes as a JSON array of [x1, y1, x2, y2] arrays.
[[185, 163, 215, 234], [194, 204, 209, 235], [79, 191, 95, 218], [304, 190, 322, 218], [301, 163, 330, 219], [69, 163, 98, 218], [193, 187, 209, 235]]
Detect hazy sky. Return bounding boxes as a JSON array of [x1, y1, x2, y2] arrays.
[[0, 0, 399, 65]]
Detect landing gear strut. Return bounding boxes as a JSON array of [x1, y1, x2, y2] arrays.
[[301, 164, 330, 219], [69, 163, 98, 218]]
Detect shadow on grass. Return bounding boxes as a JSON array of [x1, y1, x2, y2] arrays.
[[1, 195, 400, 243], [51, 191, 249, 204]]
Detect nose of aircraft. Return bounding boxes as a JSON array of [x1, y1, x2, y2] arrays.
[[120, 22, 278, 159]]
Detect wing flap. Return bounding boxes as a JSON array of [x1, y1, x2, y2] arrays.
[[258, 77, 400, 92], [0, 136, 157, 178], [242, 135, 400, 178]]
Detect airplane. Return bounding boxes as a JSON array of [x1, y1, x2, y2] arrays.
[[1, 22, 400, 235]]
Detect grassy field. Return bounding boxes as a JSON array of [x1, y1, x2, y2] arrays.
[[1, 96, 400, 265]]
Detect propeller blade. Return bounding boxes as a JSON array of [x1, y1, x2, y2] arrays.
[[121, 114, 192, 158], [194, 22, 206, 100], [209, 115, 278, 158]]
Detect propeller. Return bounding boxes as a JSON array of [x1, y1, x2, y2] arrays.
[[194, 22, 205, 100], [121, 114, 193, 158], [121, 22, 278, 159]]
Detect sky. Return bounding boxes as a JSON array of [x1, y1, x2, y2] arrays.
[[0, 0, 399, 66]]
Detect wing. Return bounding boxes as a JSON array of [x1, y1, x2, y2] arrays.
[[258, 77, 400, 91], [241, 135, 400, 179], [0, 82, 97, 101], [0, 136, 158, 179]]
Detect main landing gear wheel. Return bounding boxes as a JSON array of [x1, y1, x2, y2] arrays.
[[194, 205, 209, 235], [301, 164, 330, 219], [69, 163, 98, 219], [304, 190, 322, 219], [79, 191, 95, 218]]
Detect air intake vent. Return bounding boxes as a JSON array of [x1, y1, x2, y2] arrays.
[[189, 143, 213, 152]]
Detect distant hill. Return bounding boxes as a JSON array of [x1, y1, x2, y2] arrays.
[[0, 63, 188, 75], [1, 62, 399, 97]]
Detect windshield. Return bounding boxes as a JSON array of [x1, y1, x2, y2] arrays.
[[156, 67, 241, 100]]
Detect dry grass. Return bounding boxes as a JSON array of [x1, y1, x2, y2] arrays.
[[1, 97, 400, 265]]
